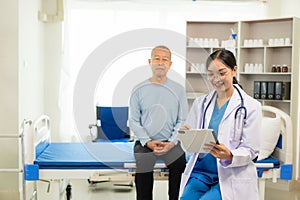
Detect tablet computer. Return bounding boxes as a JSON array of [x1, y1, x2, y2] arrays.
[[178, 129, 218, 153]]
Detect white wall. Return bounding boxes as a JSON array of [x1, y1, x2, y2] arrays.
[[0, 0, 20, 199], [19, 0, 45, 126], [44, 23, 63, 142], [267, 0, 300, 18], [0, 0, 45, 199], [0, 0, 18, 133]]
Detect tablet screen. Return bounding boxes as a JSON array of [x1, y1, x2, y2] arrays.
[[178, 129, 218, 153]]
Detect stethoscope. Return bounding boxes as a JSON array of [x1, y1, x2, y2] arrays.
[[201, 85, 247, 142]]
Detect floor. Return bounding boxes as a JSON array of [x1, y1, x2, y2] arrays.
[[62, 179, 300, 200]]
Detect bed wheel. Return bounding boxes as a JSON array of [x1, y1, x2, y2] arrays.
[[66, 184, 72, 200]]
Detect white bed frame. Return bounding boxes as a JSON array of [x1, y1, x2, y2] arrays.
[[256, 105, 293, 200]]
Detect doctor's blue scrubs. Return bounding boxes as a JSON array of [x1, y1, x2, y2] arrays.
[[180, 100, 229, 200]]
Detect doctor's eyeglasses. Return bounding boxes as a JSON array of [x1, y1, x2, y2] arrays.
[[206, 70, 230, 80]]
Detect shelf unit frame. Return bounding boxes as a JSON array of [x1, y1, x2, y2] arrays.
[[186, 17, 300, 181]]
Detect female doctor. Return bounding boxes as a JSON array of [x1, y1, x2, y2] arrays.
[[179, 49, 262, 200]]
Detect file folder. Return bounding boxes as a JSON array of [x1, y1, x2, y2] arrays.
[[254, 81, 260, 99], [267, 82, 275, 99], [260, 81, 267, 99], [275, 82, 283, 100]]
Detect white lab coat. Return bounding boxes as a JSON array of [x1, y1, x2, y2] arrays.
[[179, 85, 262, 200]]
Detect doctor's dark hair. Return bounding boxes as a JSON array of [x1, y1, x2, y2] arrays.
[[206, 49, 243, 88]]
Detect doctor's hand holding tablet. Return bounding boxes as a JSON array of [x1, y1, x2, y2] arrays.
[[178, 126, 233, 160]]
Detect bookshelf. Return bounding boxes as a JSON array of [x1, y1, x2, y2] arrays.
[[186, 17, 300, 180]]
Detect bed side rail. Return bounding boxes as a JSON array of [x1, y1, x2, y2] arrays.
[[33, 115, 51, 158], [262, 106, 293, 164]]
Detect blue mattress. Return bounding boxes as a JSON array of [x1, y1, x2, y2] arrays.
[[34, 142, 136, 169], [34, 141, 281, 175]]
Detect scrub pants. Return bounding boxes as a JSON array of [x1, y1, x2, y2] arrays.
[[134, 141, 186, 200], [180, 176, 222, 200]]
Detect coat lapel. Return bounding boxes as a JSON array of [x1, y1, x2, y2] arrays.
[[222, 86, 243, 122], [202, 91, 216, 128]]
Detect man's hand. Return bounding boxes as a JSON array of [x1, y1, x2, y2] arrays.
[[146, 141, 164, 151], [149, 141, 175, 156]]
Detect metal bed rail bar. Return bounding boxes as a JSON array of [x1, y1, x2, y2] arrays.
[[0, 134, 23, 138], [0, 119, 32, 200], [0, 133, 24, 174]]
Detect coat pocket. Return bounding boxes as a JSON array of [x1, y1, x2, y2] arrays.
[[231, 178, 259, 200]]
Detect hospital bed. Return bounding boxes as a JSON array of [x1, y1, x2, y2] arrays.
[[24, 115, 166, 200], [255, 105, 293, 199], [24, 105, 292, 200]]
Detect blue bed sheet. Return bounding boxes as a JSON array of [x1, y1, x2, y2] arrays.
[[34, 142, 136, 169], [34, 141, 281, 176]]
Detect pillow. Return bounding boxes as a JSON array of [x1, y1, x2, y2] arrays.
[[257, 116, 281, 160]]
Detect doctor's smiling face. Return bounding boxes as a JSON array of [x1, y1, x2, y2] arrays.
[[206, 49, 237, 95], [207, 58, 237, 92]]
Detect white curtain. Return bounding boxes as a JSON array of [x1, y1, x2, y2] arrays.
[[60, 0, 267, 142]]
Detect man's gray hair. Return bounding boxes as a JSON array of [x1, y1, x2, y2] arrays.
[[151, 45, 172, 59]]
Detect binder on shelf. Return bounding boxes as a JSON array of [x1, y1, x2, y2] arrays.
[[253, 81, 260, 99], [275, 82, 283, 100], [260, 82, 267, 99], [282, 82, 291, 100], [267, 82, 275, 99]]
